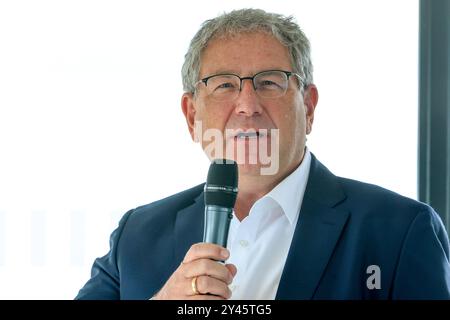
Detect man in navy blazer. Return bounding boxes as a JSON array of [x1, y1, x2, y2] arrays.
[[76, 9, 450, 299]]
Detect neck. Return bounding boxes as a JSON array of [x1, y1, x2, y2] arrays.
[[233, 176, 278, 221], [233, 151, 305, 221]]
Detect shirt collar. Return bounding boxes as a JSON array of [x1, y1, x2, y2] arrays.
[[264, 147, 312, 225]]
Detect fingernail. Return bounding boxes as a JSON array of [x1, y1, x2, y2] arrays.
[[221, 249, 229, 259]]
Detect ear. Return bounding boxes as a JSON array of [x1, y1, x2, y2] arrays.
[[181, 92, 197, 141], [303, 84, 319, 135]]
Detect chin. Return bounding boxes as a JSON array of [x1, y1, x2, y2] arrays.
[[237, 161, 261, 172], [237, 162, 280, 177]]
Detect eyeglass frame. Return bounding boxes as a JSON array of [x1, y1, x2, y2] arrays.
[[193, 69, 306, 98]]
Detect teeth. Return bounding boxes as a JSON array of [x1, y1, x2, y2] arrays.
[[237, 132, 258, 139]]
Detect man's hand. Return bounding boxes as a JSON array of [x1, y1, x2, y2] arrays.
[[153, 243, 237, 300]]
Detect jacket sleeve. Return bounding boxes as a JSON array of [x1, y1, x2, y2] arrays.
[[75, 209, 134, 300], [392, 207, 450, 299]]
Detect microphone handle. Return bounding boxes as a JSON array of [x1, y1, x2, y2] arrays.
[[203, 205, 233, 247]]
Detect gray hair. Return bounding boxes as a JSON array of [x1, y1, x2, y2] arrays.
[[181, 8, 313, 93]]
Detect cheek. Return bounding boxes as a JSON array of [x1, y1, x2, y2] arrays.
[[194, 105, 230, 137], [278, 103, 305, 132], [199, 112, 226, 130], [276, 107, 307, 150]]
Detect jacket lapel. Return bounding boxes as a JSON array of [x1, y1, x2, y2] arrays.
[[174, 191, 205, 264], [276, 154, 349, 299]]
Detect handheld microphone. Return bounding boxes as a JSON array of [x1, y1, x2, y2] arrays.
[[203, 159, 238, 248]]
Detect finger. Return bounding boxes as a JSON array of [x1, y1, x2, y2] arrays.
[[183, 243, 229, 264], [225, 263, 237, 277], [195, 275, 232, 299], [183, 259, 234, 284]]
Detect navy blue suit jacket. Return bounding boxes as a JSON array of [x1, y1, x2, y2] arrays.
[[76, 154, 450, 299]]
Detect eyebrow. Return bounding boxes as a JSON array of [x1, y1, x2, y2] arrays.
[[201, 70, 240, 78]]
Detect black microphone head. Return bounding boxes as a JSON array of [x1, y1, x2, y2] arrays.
[[204, 159, 238, 208]]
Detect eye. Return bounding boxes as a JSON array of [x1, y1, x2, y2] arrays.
[[216, 82, 236, 89], [257, 79, 283, 90], [259, 80, 278, 86], [211, 82, 239, 94], [206, 75, 239, 93]]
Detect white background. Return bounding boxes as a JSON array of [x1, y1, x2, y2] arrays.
[[0, 0, 418, 299]]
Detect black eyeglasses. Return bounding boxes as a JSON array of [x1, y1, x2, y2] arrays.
[[194, 70, 304, 101]]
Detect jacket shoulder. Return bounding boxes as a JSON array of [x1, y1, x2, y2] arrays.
[[337, 176, 436, 220], [128, 183, 205, 222]]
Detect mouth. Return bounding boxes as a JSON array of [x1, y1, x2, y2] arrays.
[[231, 129, 269, 140], [236, 131, 262, 139]]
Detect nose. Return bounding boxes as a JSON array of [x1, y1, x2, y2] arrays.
[[234, 79, 263, 117]]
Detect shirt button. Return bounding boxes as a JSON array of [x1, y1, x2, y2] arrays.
[[239, 240, 249, 247]]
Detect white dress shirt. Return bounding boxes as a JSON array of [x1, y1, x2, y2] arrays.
[[226, 148, 311, 300]]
